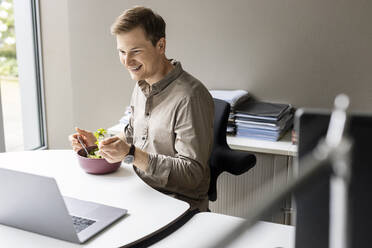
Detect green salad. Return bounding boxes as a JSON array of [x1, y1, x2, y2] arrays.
[[87, 148, 102, 159], [87, 128, 107, 159]]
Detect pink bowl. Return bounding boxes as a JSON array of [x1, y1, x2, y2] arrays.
[[76, 146, 121, 174]]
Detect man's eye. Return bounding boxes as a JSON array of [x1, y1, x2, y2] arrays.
[[133, 50, 140, 54], [119, 50, 125, 55]]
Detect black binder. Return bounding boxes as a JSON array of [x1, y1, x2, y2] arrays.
[[235, 100, 291, 121]]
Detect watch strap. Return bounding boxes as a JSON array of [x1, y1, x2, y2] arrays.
[[127, 144, 135, 156]]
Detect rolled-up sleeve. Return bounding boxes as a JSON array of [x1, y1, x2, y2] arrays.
[[144, 94, 214, 192], [124, 88, 136, 144], [124, 112, 134, 144]]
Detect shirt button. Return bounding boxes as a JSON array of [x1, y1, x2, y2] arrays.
[[142, 137, 146, 140]]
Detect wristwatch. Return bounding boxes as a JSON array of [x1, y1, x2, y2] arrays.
[[123, 144, 135, 164]]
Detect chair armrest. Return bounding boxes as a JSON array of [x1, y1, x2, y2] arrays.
[[211, 147, 256, 176], [225, 150, 256, 175]]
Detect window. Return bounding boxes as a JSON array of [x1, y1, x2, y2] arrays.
[[0, 0, 46, 152]]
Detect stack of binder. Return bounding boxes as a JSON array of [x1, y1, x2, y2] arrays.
[[234, 100, 293, 141], [209, 89, 250, 134]]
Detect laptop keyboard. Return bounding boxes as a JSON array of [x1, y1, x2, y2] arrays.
[[71, 215, 96, 233]]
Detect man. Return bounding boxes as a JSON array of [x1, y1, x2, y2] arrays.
[[69, 6, 214, 211]]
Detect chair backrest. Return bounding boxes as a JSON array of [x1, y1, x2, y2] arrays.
[[213, 98, 230, 147], [208, 98, 256, 201]]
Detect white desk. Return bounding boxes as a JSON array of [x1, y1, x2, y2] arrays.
[[152, 212, 295, 248], [0, 150, 189, 247]]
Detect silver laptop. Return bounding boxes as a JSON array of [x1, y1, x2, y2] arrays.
[[0, 167, 127, 244]]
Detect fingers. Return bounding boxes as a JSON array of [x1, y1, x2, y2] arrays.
[[100, 138, 127, 154], [69, 133, 78, 142], [100, 136, 120, 145], [69, 132, 85, 142], [69, 133, 84, 144], [73, 145, 82, 152], [99, 140, 120, 154], [98, 149, 116, 163], [98, 137, 118, 151], [69, 128, 92, 152], [79, 135, 90, 146], [75, 127, 90, 135], [75, 127, 97, 147], [95, 137, 128, 163], [68, 135, 82, 151]]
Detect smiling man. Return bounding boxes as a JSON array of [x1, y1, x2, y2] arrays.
[[69, 7, 214, 211]]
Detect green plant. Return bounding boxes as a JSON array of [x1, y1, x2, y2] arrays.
[[0, 0, 18, 77]]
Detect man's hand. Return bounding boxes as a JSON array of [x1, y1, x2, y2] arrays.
[[68, 127, 96, 152], [98, 136, 130, 163]]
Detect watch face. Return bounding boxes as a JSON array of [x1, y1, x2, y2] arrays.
[[123, 155, 134, 164]]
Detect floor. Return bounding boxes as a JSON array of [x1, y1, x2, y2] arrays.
[[0, 79, 24, 151]]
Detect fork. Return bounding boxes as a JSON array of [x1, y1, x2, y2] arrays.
[[77, 136, 89, 157]]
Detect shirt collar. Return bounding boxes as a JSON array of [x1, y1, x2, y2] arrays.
[[138, 60, 183, 97]]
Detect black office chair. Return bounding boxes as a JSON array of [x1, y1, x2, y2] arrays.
[[208, 98, 256, 201]]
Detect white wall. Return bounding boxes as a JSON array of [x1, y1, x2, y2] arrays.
[[40, 0, 74, 148], [40, 0, 372, 148]]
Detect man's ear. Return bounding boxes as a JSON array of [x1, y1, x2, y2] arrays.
[[157, 37, 166, 54]]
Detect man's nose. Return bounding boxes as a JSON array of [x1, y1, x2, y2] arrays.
[[123, 54, 132, 66]]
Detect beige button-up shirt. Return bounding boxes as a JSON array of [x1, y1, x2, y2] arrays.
[[124, 61, 214, 211]]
